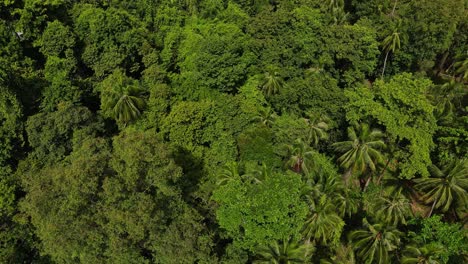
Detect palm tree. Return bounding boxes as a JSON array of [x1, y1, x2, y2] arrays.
[[453, 53, 468, 82], [332, 123, 386, 188], [254, 237, 314, 264], [286, 139, 315, 174], [262, 72, 283, 97], [390, 0, 399, 17], [428, 80, 466, 124], [101, 73, 146, 126], [334, 189, 361, 218], [331, 6, 349, 25], [381, 26, 401, 78], [320, 243, 356, 264], [216, 162, 240, 186], [326, 0, 348, 25], [301, 196, 344, 246], [253, 106, 277, 128], [349, 218, 402, 264], [371, 191, 413, 226], [401, 244, 444, 264], [414, 159, 468, 217], [303, 112, 330, 148]]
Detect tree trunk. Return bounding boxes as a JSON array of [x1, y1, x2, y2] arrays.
[[436, 51, 450, 77], [391, 0, 398, 16], [377, 159, 391, 185], [363, 175, 372, 192], [428, 199, 437, 218], [381, 51, 390, 79], [343, 169, 352, 186]]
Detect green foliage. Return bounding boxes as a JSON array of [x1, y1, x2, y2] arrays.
[[0, 86, 23, 165], [212, 170, 308, 250], [0, 0, 466, 262], [324, 23, 380, 85], [408, 215, 467, 263], [345, 73, 436, 178], [22, 103, 103, 166], [73, 5, 147, 77], [174, 20, 254, 97], [37, 20, 75, 57]]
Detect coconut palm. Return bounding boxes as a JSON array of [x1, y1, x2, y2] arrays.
[[453, 53, 468, 82], [216, 161, 240, 186], [428, 80, 466, 124], [414, 159, 468, 217], [254, 237, 314, 264], [371, 191, 413, 226], [334, 189, 361, 218], [401, 244, 444, 264], [349, 218, 402, 264], [253, 106, 277, 128], [243, 162, 271, 184], [301, 196, 344, 246], [331, 6, 349, 25], [303, 112, 331, 148], [326, 0, 349, 25], [332, 123, 386, 187], [381, 26, 401, 78], [262, 72, 283, 97], [101, 73, 146, 126], [320, 243, 356, 264], [286, 139, 315, 174]]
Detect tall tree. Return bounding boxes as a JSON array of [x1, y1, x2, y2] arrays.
[[414, 158, 468, 217], [100, 70, 146, 127], [381, 27, 401, 78], [332, 123, 386, 187], [349, 218, 402, 264], [303, 112, 330, 148], [301, 196, 344, 246], [252, 106, 277, 128], [262, 72, 283, 97], [344, 74, 436, 179], [254, 238, 314, 264], [370, 191, 413, 226], [286, 139, 315, 174], [401, 244, 444, 264]]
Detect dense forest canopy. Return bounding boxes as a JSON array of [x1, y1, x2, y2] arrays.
[[0, 0, 467, 263]]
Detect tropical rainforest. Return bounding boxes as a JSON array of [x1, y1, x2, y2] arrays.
[[0, 0, 467, 263]]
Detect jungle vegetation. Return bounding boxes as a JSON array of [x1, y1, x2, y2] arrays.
[[0, 0, 467, 263]]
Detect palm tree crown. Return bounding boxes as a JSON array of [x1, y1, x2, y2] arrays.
[[303, 112, 331, 148], [381, 26, 401, 78], [101, 71, 146, 126], [254, 237, 314, 264], [286, 139, 315, 174], [401, 244, 444, 264], [332, 123, 386, 179], [262, 72, 283, 97], [349, 218, 402, 264], [414, 159, 468, 217]]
